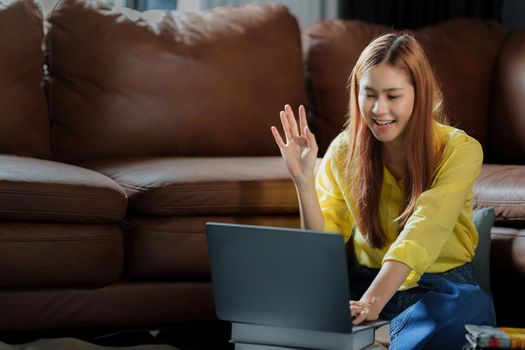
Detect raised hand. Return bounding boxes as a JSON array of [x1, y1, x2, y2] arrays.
[[271, 104, 318, 185]]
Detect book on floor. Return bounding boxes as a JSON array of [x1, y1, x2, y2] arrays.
[[465, 324, 525, 349]]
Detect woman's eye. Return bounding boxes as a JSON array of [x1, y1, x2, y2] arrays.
[[366, 94, 376, 98], [388, 95, 401, 100]]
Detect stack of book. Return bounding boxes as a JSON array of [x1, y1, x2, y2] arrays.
[[464, 325, 525, 349]]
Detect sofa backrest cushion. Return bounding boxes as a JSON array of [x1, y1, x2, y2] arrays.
[[47, 0, 306, 161], [304, 19, 506, 155], [488, 28, 525, 165], [0, 0, 49, 159]]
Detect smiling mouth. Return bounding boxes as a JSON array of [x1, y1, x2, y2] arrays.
[[373, 119, 395, 126]]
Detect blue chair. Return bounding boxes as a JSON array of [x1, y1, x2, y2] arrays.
[[471, 207, 496, 296]]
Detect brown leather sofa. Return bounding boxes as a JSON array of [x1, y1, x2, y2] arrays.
[[0, 0, 524, 332]]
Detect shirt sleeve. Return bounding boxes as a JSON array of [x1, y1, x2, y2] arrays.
[[382, 133, 483, 277], [315, 137, 354, 242]]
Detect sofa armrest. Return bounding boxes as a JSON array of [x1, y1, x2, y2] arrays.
[[474, 164, 525, 223], [0, 155, 127, 223]]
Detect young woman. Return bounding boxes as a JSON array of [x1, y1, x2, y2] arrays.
[[271, 33, 495, 350]]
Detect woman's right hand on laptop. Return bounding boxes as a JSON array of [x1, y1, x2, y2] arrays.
[[271, 104, 318, 186], [350, 298, 379, 325]]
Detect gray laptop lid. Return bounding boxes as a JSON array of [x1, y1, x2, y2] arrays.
[[205, 223, 353, 333]]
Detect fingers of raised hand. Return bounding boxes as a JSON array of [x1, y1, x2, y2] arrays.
[[305, 124, 317, 151], [279, 111, 292, 141], [271, 126, 286, 149], [276, 105, 317, 152], [284, 104, 300, 138], [298, 105, 308, 137]]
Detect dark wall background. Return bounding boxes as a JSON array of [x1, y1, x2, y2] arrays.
[[339, 0, 525, 30], [501, 0, 525, 29]]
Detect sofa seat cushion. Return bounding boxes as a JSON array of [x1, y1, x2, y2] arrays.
[[79, 157, 298, 216], [474, 164, 525, 222], [122, 215, 300, 279], [0, 281, 214, 331], [0, 155, 127, 223], [0, 222, 123, 287]]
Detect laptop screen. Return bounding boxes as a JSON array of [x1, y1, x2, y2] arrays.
[[206, 222, 353, 333]]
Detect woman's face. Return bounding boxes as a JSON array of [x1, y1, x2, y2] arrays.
[[358, 62, 415, 147]]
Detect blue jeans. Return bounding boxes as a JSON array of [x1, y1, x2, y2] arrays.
[[350, 263, 496, 350]]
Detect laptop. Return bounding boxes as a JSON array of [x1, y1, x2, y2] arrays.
[[205, 222, 389, 350]]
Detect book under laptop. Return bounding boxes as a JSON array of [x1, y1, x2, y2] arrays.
[[205, 223, 389, 350]]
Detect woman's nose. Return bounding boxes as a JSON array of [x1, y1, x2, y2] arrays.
[[372, 96, 388, 115]]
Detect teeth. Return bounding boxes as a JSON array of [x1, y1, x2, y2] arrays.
[[375, 120, 394, 126]]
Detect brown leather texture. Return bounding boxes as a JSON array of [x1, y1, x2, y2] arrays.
[[0, 155, 127, 223], [1, 0, 525, 332], [0, 222, 123, 287], [78, 157, 298, 216], [474, 164, 525, 222], [123, 215, 300, 279], [488, 27, 525, 164], [304, 19, 506, 154], [0, 0, 50, 159], [490, 226, 525, 326], [47, 0, 306, 162], [0, 281, 215, 331]]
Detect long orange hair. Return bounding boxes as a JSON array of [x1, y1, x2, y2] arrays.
[[346, 33, 446, 249]]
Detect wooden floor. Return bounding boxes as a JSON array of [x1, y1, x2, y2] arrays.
[[0, 322, 392, 350], [0, 338, 178, 350], [0, 321, 234, 350]]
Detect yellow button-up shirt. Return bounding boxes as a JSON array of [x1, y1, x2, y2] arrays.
[[315, 123, 482, 290]]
